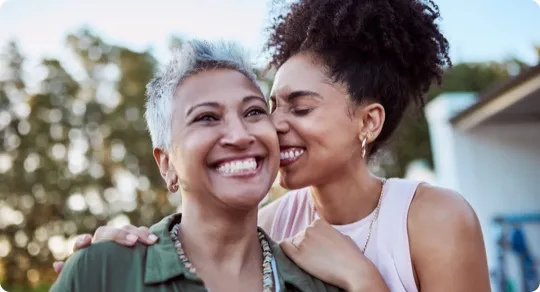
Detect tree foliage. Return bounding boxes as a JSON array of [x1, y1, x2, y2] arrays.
[[0, 29, 175, 290]]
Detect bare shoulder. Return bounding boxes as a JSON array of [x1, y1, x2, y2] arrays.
[[258, 195, 285, 233], [409, 184, 479, 231], [408, 184, 490, 291]]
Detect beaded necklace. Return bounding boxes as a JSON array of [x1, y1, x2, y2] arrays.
[[169, 223, 275, 292]]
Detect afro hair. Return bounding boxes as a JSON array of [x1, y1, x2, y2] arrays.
[[265, 0, 451, 154]]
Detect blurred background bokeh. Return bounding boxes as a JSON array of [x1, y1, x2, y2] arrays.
[[0, 0, 539, 291]]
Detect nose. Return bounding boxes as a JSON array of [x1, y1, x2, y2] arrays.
[[220, 116, 255, 149], [271, 111, 290, 134]]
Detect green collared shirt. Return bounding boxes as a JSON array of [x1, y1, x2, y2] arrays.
[[51, 214, 341, 292]]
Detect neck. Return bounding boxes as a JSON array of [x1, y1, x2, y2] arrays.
[[311, 163, 383, 225], [178, 196, 262, 276]]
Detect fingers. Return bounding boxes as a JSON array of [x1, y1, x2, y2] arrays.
[[280, 233, 304, 253], [93, 225, 158, 246], [280, 238, 299, 258], [121, 225, 158, 245], [93, 226, 137, 246], [311, 218, 328, 227], [73, 234, 92, 252], [53, 261, 64, 274], [72, 225, 158, 254]]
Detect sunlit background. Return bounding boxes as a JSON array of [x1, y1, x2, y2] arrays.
[[1, 0, 539, 291]]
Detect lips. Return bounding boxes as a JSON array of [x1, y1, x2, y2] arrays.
[[279, 147, 305, 166]]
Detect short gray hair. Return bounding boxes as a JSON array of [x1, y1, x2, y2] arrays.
[[144, 39, 259, 149]]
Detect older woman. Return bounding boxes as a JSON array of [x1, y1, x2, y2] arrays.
[[56, 0, 491, 291], [50, 40, 343, 292]]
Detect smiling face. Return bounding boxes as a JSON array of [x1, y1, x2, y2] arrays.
[[156, 68, 279, 211], [270, 53, 365, 190]]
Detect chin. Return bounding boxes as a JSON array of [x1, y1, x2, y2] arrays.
[[219, 189, 269, 211], [279, 172, 312, 191]]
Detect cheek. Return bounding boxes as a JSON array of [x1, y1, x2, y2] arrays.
[[296, 112, 358, 165], [292, 112, 335, 149], [251, 120, 279, 159], [172, 131, 214, 182]]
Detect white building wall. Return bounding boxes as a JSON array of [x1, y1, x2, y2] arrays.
[[426, 93, 540, 291]]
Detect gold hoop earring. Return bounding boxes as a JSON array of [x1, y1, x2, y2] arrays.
[[361, 136, 367, 159]]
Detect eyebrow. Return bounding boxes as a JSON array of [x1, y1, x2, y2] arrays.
[[243, 95, 267, 105], [270, 90, 322, 102], [185, 95, 267, 116], [186, 101, 219, 116]]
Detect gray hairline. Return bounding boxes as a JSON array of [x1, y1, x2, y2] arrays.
[[144, 39, 260, 150]]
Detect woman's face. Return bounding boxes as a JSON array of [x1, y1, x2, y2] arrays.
[[269, 53, 365, 190], [159, 69, 279, 211]]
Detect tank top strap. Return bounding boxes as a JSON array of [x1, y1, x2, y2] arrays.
[[379, 178, 421, 219], [270, 188, 312, 242], [377, 178, 421, 292]]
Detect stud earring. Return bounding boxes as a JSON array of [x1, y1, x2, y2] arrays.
[[367, 132, 373, 139], [169, 181, 179, 193]]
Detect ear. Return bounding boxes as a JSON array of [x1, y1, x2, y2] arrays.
[[153, 148, 178, 189], [356, 102, 385, 143]]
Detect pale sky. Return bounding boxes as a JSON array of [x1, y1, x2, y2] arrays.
[[0, 0, 539, 73]]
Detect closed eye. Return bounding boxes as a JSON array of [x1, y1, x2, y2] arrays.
[[292, 108, 312, 116]]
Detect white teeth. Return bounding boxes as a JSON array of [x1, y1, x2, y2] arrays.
[[217, 158, 258, 174], [280, 149, 304, 160]]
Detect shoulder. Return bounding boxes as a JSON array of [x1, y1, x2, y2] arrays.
[[408, 184, 482, 240], [408, 184, 489, 288], [50, 242, 148, 291], [75, 240, 148, 265]]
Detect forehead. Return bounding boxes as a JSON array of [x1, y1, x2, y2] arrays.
[[175, 69, 263, 109], [271, 54, 329, 98]]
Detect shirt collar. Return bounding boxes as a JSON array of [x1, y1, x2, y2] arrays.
[[144, 214, 198, 284], [260, 228, 317, 292], [144, 213, 320, 291]]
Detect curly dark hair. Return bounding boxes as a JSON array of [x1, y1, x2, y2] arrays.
[[265, 0, 451, 155]]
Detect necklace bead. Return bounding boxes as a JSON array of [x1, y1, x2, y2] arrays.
[[170, 223, 275, 291]]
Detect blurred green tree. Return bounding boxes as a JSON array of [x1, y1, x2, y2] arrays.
[[0, 29, 175, 290]]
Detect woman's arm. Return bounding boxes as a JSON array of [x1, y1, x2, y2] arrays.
[[53, 225, 157, 274], [54, 198, 283, 274], [408, 185, 491, 291]]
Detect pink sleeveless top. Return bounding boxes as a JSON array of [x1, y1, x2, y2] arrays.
[[270, 178, 420, 292]]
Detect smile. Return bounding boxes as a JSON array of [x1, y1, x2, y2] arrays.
[[216, 157, 260, 177], [280, 148, 304, 165]]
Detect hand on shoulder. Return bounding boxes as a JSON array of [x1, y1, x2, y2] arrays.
[[53, 224, 157, 274], [280, 219, 389, 292]]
